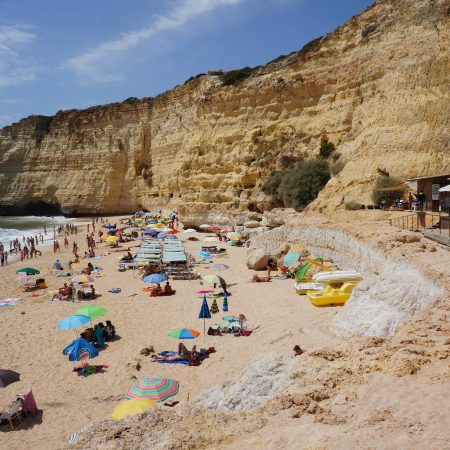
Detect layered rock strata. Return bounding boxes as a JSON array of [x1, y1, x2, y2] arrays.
[[0, 0, 449, 216]]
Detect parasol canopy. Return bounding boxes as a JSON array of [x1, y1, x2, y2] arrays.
[[126, 376, 179, 402], [168, 328, 200, 339], [71, 274, 94, 284], [75, 305, 107, 320], [112, 398, 156, 420], [0, 369, 20, 388], [57, 315, 91, 330], [16, 267, 40, 275], [144, 273, 167, 284]]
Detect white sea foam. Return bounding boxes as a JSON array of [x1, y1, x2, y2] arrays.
[[251, 226, 443, 337]]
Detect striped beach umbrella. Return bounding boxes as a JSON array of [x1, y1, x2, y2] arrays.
[[210, 299, 219, 315], [126, 376, 179, 402]]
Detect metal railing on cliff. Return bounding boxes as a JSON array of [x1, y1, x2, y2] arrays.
[[389, 212, 449, 236]]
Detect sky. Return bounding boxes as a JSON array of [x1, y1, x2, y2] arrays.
[[0, 0, 374, 127]]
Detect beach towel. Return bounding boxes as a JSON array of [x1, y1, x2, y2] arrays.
[[0, 297, 22, 307], [109, 288, 121, 294], [69, 433, 78, 445], [155, 359, 189, 365]]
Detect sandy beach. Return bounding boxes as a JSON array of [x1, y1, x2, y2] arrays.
[[0, 216, 341, 449]]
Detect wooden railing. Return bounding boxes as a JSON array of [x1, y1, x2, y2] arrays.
[[389, 212, 447, 233]]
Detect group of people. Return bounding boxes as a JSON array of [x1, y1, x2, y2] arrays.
[[152, 281, 173, 296], [51, 282, 74, 301], [80, 320, 116, 349]]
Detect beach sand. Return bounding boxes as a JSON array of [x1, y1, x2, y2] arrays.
[[0, 217, 341, 450]]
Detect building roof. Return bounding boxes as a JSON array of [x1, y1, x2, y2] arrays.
[[407, 173, 450, 182]]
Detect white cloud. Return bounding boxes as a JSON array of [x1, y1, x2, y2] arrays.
[[64, 0, 244, 83], [0, 24, 37, 88]]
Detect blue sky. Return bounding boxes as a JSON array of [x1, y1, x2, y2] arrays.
[[0, 0, 373, 127]]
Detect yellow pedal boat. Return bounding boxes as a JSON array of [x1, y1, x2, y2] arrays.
[[307, 282, 356, 307]]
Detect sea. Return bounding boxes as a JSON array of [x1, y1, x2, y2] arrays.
[[0, 215, 76, 246]]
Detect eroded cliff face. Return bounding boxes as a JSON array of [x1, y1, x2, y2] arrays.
[[0, 0, 449, 217]]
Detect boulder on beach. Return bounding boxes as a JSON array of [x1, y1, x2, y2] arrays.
[[247, 244, 290, 270]]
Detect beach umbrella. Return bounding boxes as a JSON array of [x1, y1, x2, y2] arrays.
[[112, 398, 156, 420], [168, 328, 200, 339], [71, 274, 94, 284], [144, 273, 167, 284], [106, 236, 119, 243], [57, 315, 92, 331], [63, 337, 98, 361], [199, 296, 211, 335], [203, 275, 227, 291], [226, 232, 240, 239], [115, 230, 124, 236], [0, 369, 20, 388], [16, 267, 40, 275], [283, 252, 300, 267], [168, 229, 179, 235], [103, 225, 115, 229], [210, 226, 222, 231], [197, 251, 212, 259], [199, 224, 211, 229], [157, 232, 168, 238], [210, 299, 219, 315], [75, 305, 108, 320], [126, 376, 179, 402], [222, 293, 229, 312], [183, 229, 196, 233]]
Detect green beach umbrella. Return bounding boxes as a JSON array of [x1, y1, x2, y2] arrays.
[[75, 305, 108, 320], [16, 267, 40, 275]]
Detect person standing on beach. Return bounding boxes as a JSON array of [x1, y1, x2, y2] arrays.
[[4, 251, 7, 265], [1, 252, 4, 267]]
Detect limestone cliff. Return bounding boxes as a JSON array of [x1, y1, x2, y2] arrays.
[[0, 0, 449, 217]]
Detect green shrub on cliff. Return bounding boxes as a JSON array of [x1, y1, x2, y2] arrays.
[[319, 141, 335, 158], [263, 159, 330, 211], [221, 67, 254, 86]]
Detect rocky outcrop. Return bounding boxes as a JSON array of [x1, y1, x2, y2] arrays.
[[0, 0, 449, 216]]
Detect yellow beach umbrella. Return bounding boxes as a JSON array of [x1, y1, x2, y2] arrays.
[[106, 236, 119, 243], [101, 234, 109, 241], [112, 398, 156, 420]]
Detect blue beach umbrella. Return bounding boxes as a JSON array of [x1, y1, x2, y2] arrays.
[[157, 232, 168, 238], [222, 293, 229, 312], [103, 225, 115, 229], [57, 315, 91, 330], [198, 295, 211, 335], [144, 273, 168, 284], [63, 337, 98, 361]]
